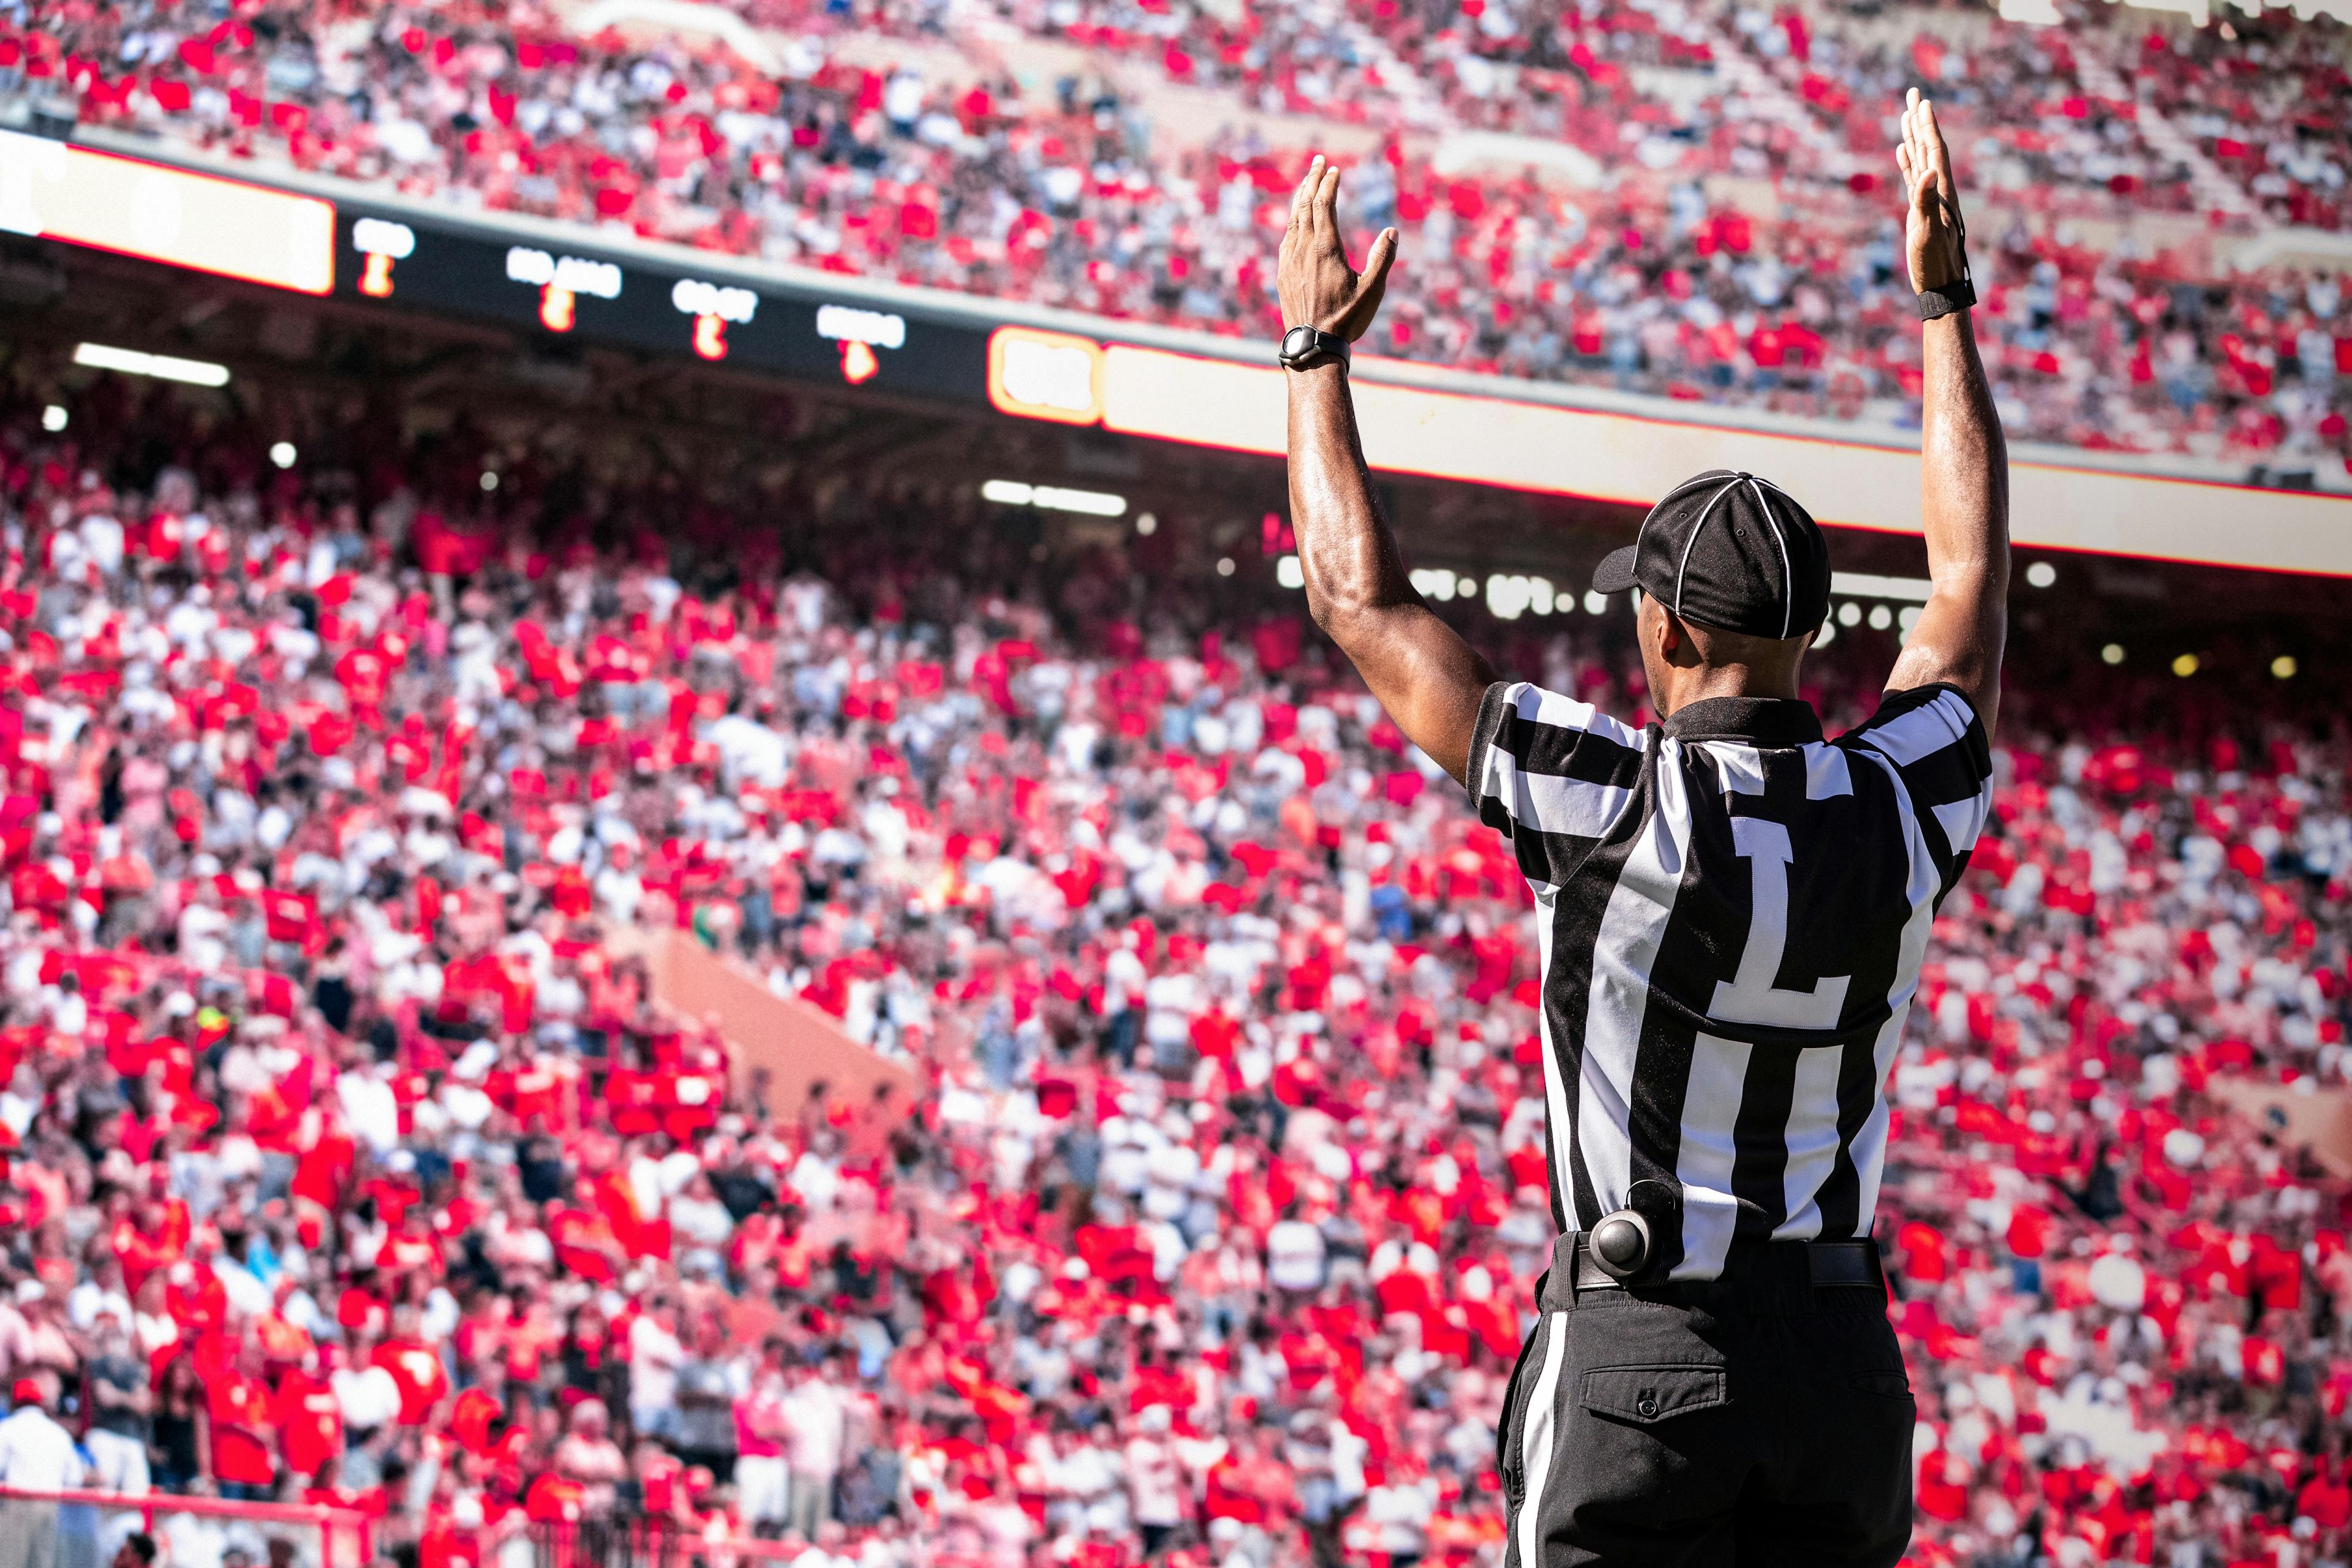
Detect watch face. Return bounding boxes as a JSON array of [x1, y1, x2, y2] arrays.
[[1281, 325, 1316, 360]]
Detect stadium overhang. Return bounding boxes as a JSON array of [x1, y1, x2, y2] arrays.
[[18, 124, 2352, 579]]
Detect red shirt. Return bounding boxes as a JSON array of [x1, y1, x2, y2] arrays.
[[380, 1232, 440, 1278], [276, 1370, 344, 1482], [373, 1339, 451, 1426], [1204, 1457, 1264, 1524], [450, 1387, 503, 1452], [209, 1373, 277, 1486], [524, 1475, 587, 1523], [418, 1512, 482, 1568], [2299, 1473, 2352, 1529]]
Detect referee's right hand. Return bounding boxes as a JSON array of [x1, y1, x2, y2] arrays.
[[1277, 155, 1399, 344]]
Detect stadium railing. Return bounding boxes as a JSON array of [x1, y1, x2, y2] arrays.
[[0, 1485, 374, 1568], [530, 1516, 805, 1568]]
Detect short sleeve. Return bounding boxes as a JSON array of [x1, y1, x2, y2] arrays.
[[1464, 680, 1647, 885], [1839, 683, 1995, 899]]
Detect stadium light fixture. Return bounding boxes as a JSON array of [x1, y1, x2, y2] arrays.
[[1036, 483, 1128, 516], [1583, 590, 1609, 615], [481, 471, 500, 492], [1815, 617, 1835, 647], [1838, 603, 1861, 627], [1276, 556, 1304, 590], [2172, 653, 2199, 677], [1135, 513, 1157, 537], [1831, 571, 1934, 604], [2101, 644, 2126, 665], [1215, 557, 1235, 577], [1867, 605, 1893, 631], [2024, 562, 2057, 589], [2273, 655, 2297, 679], [74, 342, 230, 388], [270, 442, 297, 469], [1484, 575, 1558, 620], [40, 405, 66, 432], [980, 480, 1128, 518]]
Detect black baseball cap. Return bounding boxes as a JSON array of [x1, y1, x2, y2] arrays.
[[1592, 470, 1831, 641]]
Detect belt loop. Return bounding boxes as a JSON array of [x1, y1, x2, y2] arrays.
[[1545, 1233, 1583, 1311]]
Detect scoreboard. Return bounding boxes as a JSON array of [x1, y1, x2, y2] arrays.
[[24, 126, 2352, 578], [334, 202, 999, 404], [0, 125, 1120, 428]]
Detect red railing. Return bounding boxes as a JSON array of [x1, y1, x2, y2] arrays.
[[0, 1484, 373, 1568], [532, 1516, 821, 1567]]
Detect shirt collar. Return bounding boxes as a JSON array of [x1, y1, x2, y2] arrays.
[[1659, 696, 1822, 747]]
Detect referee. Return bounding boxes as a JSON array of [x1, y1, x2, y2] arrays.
[[1276, 93, 2005, 1565]]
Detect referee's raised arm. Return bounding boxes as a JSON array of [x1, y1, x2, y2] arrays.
[[1883, 89, 2011, 739], [1278, 156, 1497, 788]]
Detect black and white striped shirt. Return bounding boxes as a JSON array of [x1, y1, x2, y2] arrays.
[[1467, 682, 1994, 1281]]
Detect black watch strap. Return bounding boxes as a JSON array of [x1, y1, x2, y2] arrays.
[[1279, 325, 1351, 371], [1916, 199, 1974, 320], [1917, 276, 1977, 320]]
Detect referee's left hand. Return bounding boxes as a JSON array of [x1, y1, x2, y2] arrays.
[[1277, 154, 1398, 344], [1895, 88, 1966, 294]]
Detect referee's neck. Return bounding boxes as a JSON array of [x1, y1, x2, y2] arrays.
[[1654, 663, 1806, 718], [1644, 605, 1810, 717]]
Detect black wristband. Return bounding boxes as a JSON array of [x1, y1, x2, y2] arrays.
[[1917, 276, 1977, 320]]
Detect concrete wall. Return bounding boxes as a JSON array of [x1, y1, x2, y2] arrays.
[[609, 925, 920, 1153]]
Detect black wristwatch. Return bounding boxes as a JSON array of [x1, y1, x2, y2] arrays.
[[1278, 324, 1351, 371], [1916, 276, 1977, 320]]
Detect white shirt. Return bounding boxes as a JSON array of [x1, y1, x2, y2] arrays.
[[333, 1365, 403, 1431], [67, 1283, 134, 1333], [1266, 1220, 1327, 1293], [630, 1317, 684, 1415], [1125, 1435, 1185, 1526], [783, 1380, 847, 1476], [788, 1152, 842, 1212], [337, 1069, 401, 1155], [1142, 1142, 1201, 1221], [0, 1406, 87, 1490]]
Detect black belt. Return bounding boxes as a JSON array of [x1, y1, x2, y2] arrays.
[[1572, 1237, 1884, 1293]]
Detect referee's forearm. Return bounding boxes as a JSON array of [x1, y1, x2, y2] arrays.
[[1284, 362, 1495, 787], [1918, 311, 2010, 587], [1286, 363, 1419, 637]]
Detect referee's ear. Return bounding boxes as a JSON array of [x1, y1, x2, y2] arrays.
[[1648, 599, 1694, 667]]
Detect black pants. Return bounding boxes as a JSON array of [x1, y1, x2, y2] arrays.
[[1498, 1238, 1914, 1567]]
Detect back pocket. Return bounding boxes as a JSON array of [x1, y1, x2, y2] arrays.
[[1581, 1365, 1729, 1425], [1852, 1370, 1913, 1399]]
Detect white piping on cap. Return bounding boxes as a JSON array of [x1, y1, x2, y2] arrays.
[[1672, 477, 1744, 619], [1745, 477, 1795, 639], [1629, 471, 1732, 582]]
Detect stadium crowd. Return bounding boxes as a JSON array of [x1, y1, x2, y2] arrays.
[[10, 0, 2352, 464], [0, 377, 2350, 1568]]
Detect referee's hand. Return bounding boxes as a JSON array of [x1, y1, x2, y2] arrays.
[[1277, 154, 1399, 344], [1895, 88, 1966, 295]]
